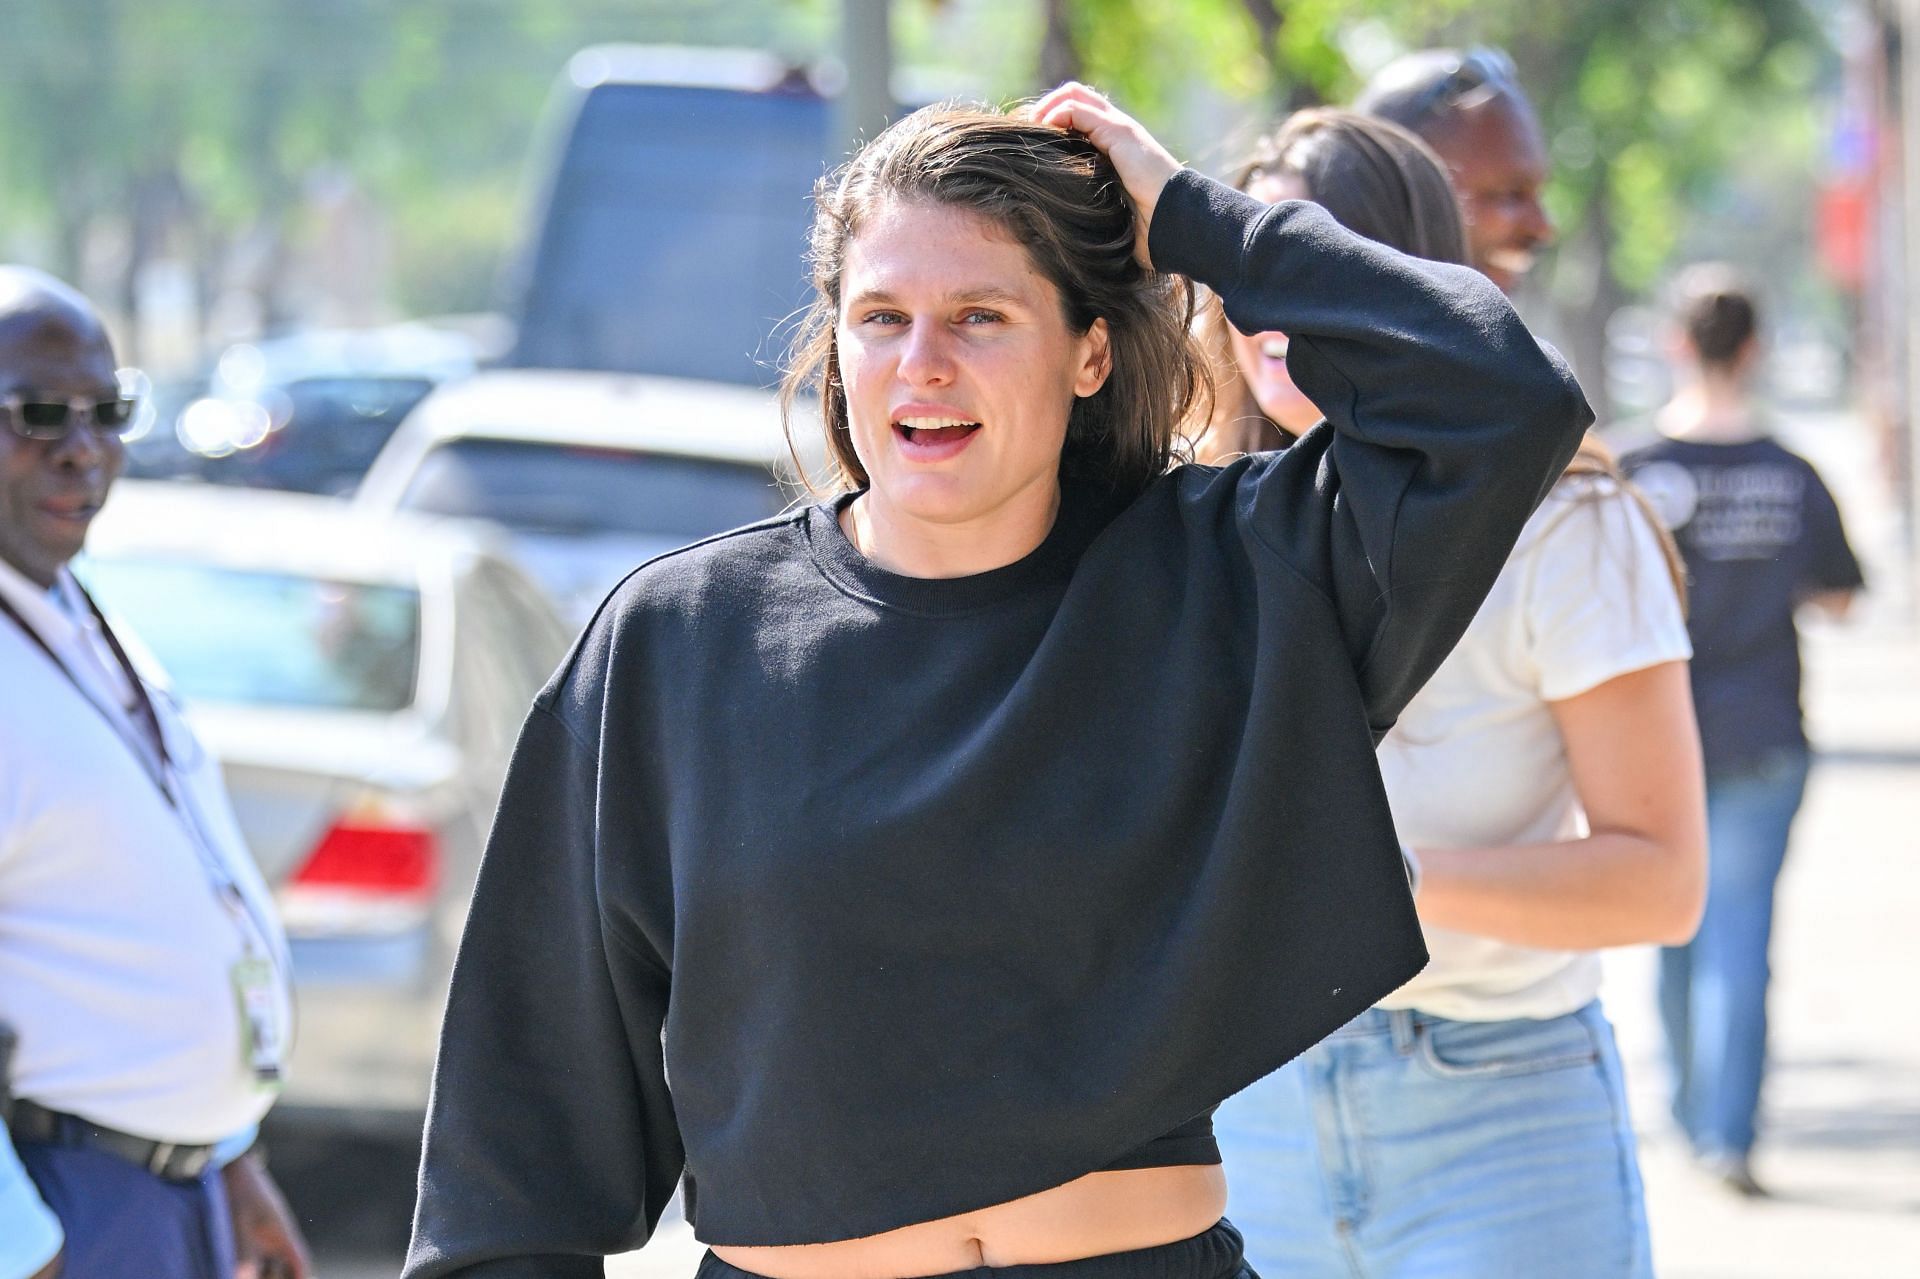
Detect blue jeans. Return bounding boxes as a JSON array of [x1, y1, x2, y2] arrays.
[[1216, 1003, 1651, 1279], [1658, 745, 1811, 1160]]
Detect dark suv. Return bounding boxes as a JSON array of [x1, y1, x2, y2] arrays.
[[505, 46, 836, 387]]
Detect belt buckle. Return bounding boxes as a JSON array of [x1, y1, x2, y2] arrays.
[[147, 1141, 214, 1180], [147, 1141, 178, 1177]]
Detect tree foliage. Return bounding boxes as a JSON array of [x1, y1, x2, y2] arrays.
[[1035, 0, 1835, 416], [0, 0, 833, 343], [0, 0, 1836, 391]]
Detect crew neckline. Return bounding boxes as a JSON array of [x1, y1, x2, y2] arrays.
[[1653, 431, 1776, 452], [803, 479, 1114, 616]]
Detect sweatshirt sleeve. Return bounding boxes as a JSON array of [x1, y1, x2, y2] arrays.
[[404, 700, 683, 1279], [1150, 169, 1592, 732]]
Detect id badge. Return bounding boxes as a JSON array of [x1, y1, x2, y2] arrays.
[[232, 957, 287, 1088]]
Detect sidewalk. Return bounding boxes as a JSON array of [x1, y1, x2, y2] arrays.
[[1604, 620, 1920, 1278], [1600, 407, 1920, 1278]]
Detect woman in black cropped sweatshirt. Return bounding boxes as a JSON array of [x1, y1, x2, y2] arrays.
[[404, 84, 1591, 1279]]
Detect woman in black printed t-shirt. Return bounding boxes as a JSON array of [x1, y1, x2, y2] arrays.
[[1624, 265, 1864, 1196], [404, 84, 1591, 1279]]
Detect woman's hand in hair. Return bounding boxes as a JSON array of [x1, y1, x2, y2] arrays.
[[1033, 82, 1181, 270]]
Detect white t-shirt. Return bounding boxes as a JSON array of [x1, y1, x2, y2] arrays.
[[1375, 475, 1692, 1021]]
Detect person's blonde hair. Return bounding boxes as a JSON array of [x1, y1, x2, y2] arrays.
[[1563, 435, 1689, 610], [782, 102, 1207, 500]]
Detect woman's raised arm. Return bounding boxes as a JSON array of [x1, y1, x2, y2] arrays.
[[1043, 84, 1590, 731]]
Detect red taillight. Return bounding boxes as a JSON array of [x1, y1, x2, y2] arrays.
[[291, 821, 440, 899]]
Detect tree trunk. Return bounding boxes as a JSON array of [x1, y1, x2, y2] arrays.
[[1557, 177, 1623, 429], [52, 187, 89, 292], [1038, 0, 1081, 88]]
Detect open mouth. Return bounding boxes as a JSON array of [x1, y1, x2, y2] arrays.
[[1486, 247, 1537, 278], [894, 415, 982, 456]]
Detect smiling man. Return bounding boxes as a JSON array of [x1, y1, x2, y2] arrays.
[[0, 267, 309, 1279], [1356, 47, 1555, 296]]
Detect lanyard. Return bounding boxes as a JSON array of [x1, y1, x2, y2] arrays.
[[0, 584, 170, 779], [0, 585, 279, 962]]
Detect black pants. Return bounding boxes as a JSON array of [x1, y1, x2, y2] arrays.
[[695, 1218, 1259, 1279]]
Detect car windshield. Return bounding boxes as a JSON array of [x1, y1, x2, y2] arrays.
[[396, 437, 788, 538], [80, 558, 421, 712]]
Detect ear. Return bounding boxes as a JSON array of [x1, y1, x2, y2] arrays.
[[1074, 317, 1113, 398]]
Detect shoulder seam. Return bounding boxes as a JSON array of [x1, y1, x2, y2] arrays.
[[575, 507, 812, 628], [1225, 459, 1343, 612], [529, 697, 594, 751]]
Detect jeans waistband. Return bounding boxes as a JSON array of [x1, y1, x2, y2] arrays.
[[1322, 1007, 1423, 1050], [1321, 1003, 1603, 1049], [696, 1218, 1246, 1279]]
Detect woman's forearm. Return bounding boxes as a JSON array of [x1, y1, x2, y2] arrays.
[[1415, 830, 1705, 950]]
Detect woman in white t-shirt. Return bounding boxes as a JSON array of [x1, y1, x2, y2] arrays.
[[1202, 110, 1706, 1278]]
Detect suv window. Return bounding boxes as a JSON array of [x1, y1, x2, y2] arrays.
[[197, 377, 436, 495], [509, 83, 828, 387]]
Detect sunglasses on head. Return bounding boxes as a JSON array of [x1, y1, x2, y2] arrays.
[[1404, 47, 1519, 123], [3, 389, 142, 442]]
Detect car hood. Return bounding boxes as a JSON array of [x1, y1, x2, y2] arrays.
[[185, 703, 461, 883]]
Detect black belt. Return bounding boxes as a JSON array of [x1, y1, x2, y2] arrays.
[[8, 1099, 218, 1182]]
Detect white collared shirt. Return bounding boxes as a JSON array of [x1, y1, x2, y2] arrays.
[[0, 554, 291, 1272]]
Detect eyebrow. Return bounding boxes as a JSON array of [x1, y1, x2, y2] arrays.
[[843, 285, 1033, 311]]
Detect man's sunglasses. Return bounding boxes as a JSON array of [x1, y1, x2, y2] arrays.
[[3, 389, 142, 442], [1403, 47, 1520, 124]]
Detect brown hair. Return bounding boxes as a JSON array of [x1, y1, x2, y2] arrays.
[[781, 102, 1206, 499], [1563, 435, 1689, 610], [1194, 109, 1467, 462], [1673, 262, 1759, 369]]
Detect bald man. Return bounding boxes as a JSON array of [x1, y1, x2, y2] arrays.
[[1357, 47, 1555, 295], [0, 269, 308, 1279]]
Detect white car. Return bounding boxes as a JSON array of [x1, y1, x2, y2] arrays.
[[79, 481, 572, 1126], [353, 368, 817, 622]]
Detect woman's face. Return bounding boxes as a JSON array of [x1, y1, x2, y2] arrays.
[[1226, 171, 1323, 434], [836, 197, 1110, 535]]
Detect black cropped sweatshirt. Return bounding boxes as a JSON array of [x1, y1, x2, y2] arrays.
[[404, 169, 1592, 1277]]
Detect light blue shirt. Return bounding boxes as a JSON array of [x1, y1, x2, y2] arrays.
[[0, 1128, 62, 1279]]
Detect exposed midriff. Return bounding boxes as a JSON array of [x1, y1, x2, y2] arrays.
[[710, 1164, 1228, 1279]]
